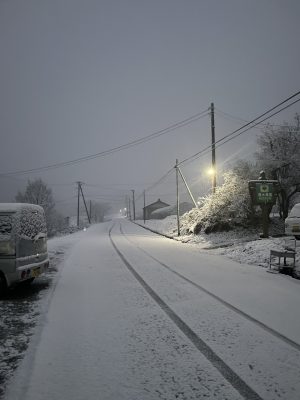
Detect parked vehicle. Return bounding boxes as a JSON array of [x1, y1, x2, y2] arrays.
[[0, 203, 49, 294], [285, 203, 300, 240]]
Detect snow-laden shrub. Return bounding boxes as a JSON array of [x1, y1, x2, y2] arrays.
[[180, 171, 253, 234]]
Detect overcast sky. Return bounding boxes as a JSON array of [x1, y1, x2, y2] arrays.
[[1, 0, 300, 215]]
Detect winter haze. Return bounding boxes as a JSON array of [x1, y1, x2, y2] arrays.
[[0, 0, 300, 217]]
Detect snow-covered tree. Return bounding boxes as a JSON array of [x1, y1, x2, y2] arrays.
[[181, 171, 253, 234], [15, 179, 55, 231], [255, 114, 300, 218], [231, 159, 260, 181]]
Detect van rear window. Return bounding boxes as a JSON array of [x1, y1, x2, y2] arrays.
[[0, 215, 13, 235]]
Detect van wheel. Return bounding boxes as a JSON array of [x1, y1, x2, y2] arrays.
[[0, 274, 7, 297]]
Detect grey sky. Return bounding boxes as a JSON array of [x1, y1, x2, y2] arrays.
[[1, 0, 300, 215]]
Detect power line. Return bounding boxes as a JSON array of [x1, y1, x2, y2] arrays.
[[211, 98, 300, 153], [84, 182, 151, 187], [1, 109, 209, 176], [215, 107, 299, 129], [178, 91, 300, 166], [135, 168, 175, 201]]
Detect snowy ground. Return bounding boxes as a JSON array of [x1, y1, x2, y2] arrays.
[[0, 231, 85, 399], [2, 219, 300, 399], [136, 216, 300, 274]]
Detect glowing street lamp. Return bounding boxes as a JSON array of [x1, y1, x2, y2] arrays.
[[207, 167, 215, 176], [206, 166, 217, 192]]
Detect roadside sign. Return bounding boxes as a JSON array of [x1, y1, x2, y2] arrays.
[[248, 177, 280, 238], [248, 180, 279, 206], [255, 182, 274, 204]]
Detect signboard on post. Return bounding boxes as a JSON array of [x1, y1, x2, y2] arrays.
[[255, 182, 275, 204], [248, 180, 279, 206], [248, 176, 280, 238]]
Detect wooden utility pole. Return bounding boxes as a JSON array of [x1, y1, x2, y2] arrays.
[[128, 197, 132, 220], [143, 190, 146, 224], [79, 183, 91, 224], [210, 102, 216, 193], [125, 196, 129, 218], [89, 200, 92, 223], [77, 181, 80, 227], [131, 189, 136, 220], [175, 159, 180, 236]]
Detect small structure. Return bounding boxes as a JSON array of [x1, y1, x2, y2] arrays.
[[151, 202, 194, 219], [143, 199, 170, 220], [269, 237, 296, 273]]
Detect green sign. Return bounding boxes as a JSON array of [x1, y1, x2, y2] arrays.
[[255, 182, 274, 204]]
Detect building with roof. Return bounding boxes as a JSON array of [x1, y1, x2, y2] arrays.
[[143, 199, 170, 220]]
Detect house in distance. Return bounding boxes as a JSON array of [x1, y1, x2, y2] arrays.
[[143, 199, 170, 220]]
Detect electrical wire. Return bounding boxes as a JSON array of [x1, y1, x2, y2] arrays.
[[215, 107, 300, 130], [178, 91, 300, 166], [1, 109, 209, 176], [135, 168, 175, 201]]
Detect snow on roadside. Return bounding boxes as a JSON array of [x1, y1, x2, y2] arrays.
[[0, 230, 85, 399], [136, 216, 300, 271]]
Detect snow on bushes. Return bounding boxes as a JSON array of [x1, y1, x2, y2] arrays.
[[180, 171, 252, 234]]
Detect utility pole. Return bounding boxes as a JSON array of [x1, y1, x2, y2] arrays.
[[89, 200, 92, 223], [128, 197, 132, 220], [143, 190, 146, 224], [175, 159, 180, 236], [210, 102, 216, 193], [131, 189, 136, 221], [125, 196, 129, 218], [77, 181, 81, 227], [79, 183, 91, 224]]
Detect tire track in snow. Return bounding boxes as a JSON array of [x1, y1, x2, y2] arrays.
[[109, 224, 263, 400], [119, 222, 300, 353]]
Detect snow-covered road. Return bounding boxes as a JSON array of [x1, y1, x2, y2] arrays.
[[5, 220, 300, 400]]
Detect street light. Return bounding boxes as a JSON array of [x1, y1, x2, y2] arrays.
[[207, 167, 215, 176], [206, 166, 217, 193], [206, 166, 217, 192]]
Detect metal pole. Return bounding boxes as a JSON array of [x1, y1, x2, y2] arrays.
[[177, 166, 198, 208], [176, 159, 180, 236], [131, 189, 136, 220], [77, 181, 80, 227], [79, 184, 91, 224], [128, 198, 132, 220], [210, 102, 216, 193], [143, 190, 146, 224]]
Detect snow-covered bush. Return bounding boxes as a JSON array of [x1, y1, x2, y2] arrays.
[[180, 171, 253, 234]]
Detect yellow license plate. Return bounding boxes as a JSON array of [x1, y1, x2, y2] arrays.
[[292, 225, 300, 232], [32, 267, 41, 277]]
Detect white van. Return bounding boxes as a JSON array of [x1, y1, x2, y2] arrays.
[[0, 203, 49, 294], [285, 203, 300, 240]]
